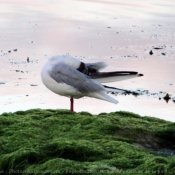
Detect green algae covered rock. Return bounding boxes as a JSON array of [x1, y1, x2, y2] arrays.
[[0, 109, 175, 175]]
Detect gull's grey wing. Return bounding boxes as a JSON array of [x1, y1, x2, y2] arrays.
[[90, 71, 143, 83], [49, 62, 105, 93]]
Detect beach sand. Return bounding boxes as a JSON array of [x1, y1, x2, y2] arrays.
[[0, 0, 175, 121]]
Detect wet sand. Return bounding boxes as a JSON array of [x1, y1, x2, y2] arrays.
[[0, 0, 175, 121]]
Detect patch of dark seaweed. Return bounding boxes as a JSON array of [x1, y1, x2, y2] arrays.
[[111, 89, 175, 103]]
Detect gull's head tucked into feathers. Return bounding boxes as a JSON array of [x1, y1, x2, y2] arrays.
[[48, 55, 81, 69]]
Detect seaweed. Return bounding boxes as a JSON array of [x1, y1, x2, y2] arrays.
[[0, 109, 174, 175]]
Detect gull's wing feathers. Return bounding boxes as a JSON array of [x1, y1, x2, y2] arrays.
[[90, 71, 143, 83], [49, 62, 105, 93], [77, 62, 143, 83], [103, 85, 132, 94], [49, 62, 118, 104]]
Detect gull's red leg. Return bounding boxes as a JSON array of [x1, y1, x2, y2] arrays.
[[70, 97, 74, 112]]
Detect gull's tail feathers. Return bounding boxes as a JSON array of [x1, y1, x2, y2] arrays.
[[91, 71, 143, 83], [88, 92, 118, 104]]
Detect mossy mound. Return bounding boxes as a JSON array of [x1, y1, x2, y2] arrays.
[[0, 109, 175, 175]]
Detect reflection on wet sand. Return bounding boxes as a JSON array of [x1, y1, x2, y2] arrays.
[[0, 0, 175, 121]]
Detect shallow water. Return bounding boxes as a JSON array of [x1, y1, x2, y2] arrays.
[[0, 0, 175, 121]]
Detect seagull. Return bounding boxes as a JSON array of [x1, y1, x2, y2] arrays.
[[41, 55, 143, 112]]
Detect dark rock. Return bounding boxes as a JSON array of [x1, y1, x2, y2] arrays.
[[149, 50, 153, 55], [161, 53, 166, 56], [163, 93, 171, 103], [13, 49, 18, 52]]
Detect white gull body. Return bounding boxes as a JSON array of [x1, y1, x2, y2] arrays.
[[41, 55, 143, 108]]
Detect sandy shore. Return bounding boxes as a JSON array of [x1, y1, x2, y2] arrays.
[[0, 0, 175, 121]]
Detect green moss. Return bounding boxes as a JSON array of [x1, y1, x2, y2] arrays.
[[113, 111, 141, 119], [0, 109, 174, 174]]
